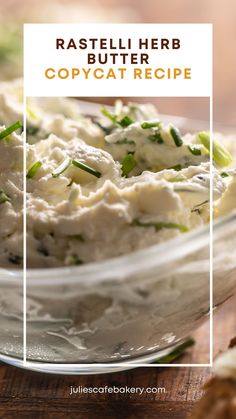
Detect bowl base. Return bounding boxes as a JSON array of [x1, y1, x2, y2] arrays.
[[0, 340, 192, 374]]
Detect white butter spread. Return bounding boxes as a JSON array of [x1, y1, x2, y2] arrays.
[[0, 81, 235, 268]]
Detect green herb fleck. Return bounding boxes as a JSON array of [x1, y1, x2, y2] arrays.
[[170, 126, 183, 147], [52, 158, 102, 179], [52, 157, 72, 178], [101, 107, 134, 128], [148, 132, 164, 144], [115, 138, 135, 145], [121, 153, 137, 177], [119, 116, 134, 128], [169, 164, 182, 171], [0, 121, 23, 140], [0, 190, 10, 205], [188, 145, 201, 156], [132, 219, 189, 233], [27, 106, 38, 121], [141, 121, 161, 129], [101, 107, 118, 125], [197, 131, 233, 167], [26, 161, 42, 179], [71, 160, 102, 178], [221, 172, 229, 178], [153, 338, 195, 364]]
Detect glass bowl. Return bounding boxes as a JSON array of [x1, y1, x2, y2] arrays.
[[1, 212, 236, 374], [0, 108, 235, 374]]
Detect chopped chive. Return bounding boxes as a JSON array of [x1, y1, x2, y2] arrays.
[[52, 157, 71, 178], [154, 338, 195, 364], [71, 160, 102, 178], [119, 116, 134, 127], [26, 161, 42, 179], [169, 164, 182, 171], [0, 190, 10, 205], [101, 107, 134, 128], [221, 172, 229, 178], [121, 153, 137, 177], [0, 121, 23, 140], [188, 145, 201, 156], [101, 107, 117, 125], [115, 138, 135, 145], [132, 219, 189, 233], [141, 121, 161, 129], [27, 106, 38, 120], [52, 158, 102, 179], [148, 132, 164, 144], [197, 131, 233, 167], [170, 126, 183, 147]]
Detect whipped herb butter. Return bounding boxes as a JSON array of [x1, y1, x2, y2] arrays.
[[0, 80, 235, 268]]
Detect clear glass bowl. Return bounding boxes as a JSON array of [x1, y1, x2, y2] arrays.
[[1, 212, 236, 374], [0, 109, 235, 374]]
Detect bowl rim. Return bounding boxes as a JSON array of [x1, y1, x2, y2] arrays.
[[2, 211, 235, 286]]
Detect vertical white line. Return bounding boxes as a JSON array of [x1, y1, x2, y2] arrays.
[[209, 24, 213, 367], [23, 25, 27, 366]]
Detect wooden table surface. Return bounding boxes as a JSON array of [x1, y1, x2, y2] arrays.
[[0, 294, 235, 419]]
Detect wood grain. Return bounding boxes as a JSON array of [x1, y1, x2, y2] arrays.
[[0, 295, 235, 419]]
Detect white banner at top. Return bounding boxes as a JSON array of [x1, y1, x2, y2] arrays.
[[24, 23, 212, 97]]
